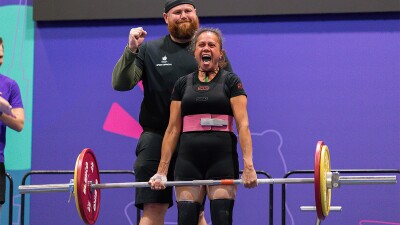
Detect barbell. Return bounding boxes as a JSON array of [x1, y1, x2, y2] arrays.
[[18, 141, 397, 225]]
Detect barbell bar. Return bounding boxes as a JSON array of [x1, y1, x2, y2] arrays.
[[300, 206, 342, 212], [18, 175, 394, 192], [90, 174, 394, 189], [18, 142, 397, 225]]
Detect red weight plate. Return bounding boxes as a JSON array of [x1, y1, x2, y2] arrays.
[[74, 148, 101, 225], [314, 141, 325, 220]]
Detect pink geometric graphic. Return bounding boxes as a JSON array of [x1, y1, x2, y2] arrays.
[[359, 220, 400, 225], [103, 102, 143, 139], [138, 81, 144, 91]]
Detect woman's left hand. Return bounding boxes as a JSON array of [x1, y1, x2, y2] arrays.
[[241, 166, 258, 188]]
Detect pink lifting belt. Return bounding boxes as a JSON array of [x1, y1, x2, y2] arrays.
[[182, 114, 234, 132]]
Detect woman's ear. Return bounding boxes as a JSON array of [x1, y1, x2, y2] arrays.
[[219, 50, 225, 60]]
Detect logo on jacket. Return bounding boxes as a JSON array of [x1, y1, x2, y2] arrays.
[[156, 55, 172, 67]]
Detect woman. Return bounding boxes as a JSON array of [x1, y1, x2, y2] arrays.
[[149, 27, 257, 225]]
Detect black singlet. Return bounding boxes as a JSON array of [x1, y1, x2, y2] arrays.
[[173, 69, 246, 181]]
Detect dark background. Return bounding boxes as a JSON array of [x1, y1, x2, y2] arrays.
[[33, 0, 400, 21]]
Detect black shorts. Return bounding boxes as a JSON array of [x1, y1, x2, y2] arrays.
[[0, 163, 5, 205], [175, 132, 239, 181], [133, 131, 175, 210]]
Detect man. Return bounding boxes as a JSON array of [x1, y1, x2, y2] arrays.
[[0, 36, 25, 216], [112, 0, 232, 224]]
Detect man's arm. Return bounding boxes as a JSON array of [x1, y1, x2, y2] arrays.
[[0, 107, 24, 132], [112, 27, 147, 91], [0, 81, 24, 131], [112, 46, 143, 91]]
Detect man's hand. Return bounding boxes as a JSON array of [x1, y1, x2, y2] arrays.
[[128, 27, 147, 53]]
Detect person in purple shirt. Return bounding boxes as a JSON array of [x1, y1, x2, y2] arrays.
[[0, 36, 25, 214]]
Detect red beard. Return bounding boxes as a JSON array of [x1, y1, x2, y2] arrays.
[[168, 17, 199, 40]]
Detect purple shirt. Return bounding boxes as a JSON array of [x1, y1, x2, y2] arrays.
[[0, 74, 24, 162]]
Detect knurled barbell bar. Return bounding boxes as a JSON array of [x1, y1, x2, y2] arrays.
[[18, 141, 397, 225]]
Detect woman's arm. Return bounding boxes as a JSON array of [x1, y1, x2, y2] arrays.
[[231, 95, 257, 188], [150, 100, 182, 190], [157, 100, 182, 174]]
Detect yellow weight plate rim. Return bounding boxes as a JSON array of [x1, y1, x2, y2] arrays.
[[74, 153, 84, 221], [320, 145, 331, 217]]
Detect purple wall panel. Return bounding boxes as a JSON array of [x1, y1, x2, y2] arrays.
[[32, 15, 400, 224]]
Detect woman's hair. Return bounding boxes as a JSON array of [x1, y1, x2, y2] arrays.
[[190, 27, 227, 68]]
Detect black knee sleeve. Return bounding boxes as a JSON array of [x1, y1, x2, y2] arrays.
[[210, 199, 235, 225], [177, 201, 201, 225]]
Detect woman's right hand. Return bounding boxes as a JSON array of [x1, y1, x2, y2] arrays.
[[149, 173, 167, 190]]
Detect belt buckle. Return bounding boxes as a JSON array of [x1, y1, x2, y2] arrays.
[[200, 118, 228, 127]]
